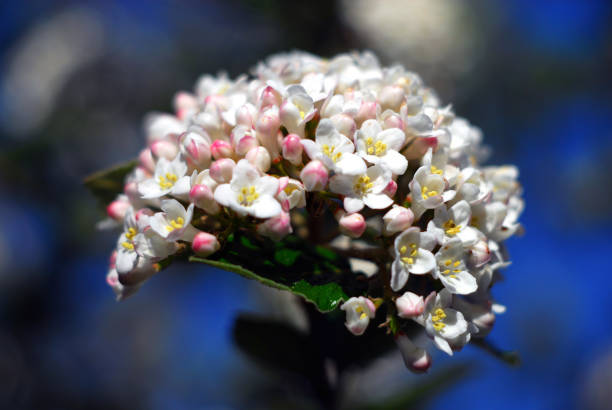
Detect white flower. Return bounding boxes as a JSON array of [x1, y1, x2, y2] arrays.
[[409, 164, 455, 219], [279, 85, 316, 136], [302, 119, 366, 176], [433, 238, 477, 295], [391, 227, 436, 291], [115, 208, 145, 274], [329, 164, 393, 213], [276, 177, 306, 211], [213, 159, 281, 218], [341, 296, 376, 336], [355, 119, 407, 174], [138, 155, 191, 199], [427, 200, 479, 246], [150, 199, 198, 242], [422, 289, 475, 355]]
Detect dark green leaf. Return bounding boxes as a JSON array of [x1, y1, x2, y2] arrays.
[[290, 280, 347, 312], [84, 159, 137, 205]]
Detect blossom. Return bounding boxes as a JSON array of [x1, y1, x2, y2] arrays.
[[279, 85, 316, 136], [391, 227, 436, 291], [329, 164, 393, 213], [427, 200, 479, 246], [354, 119, 408, 174], [138, 155, 190, 199], [409, 164, 455, 219], [213, 159, 281, 218], [301, 119, 366, 175], [433, 238, 477, 295], [341, 296, 376, 336], [149, 199, 198, 242]]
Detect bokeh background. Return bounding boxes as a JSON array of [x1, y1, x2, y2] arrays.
[[1, 0, 611, 409]]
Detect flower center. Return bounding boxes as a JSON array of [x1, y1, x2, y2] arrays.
[[399, 243, 418, 265], [355, 305, 368, 320], [431, 308, 447, 332], [430, 165, 443, 175], [421, 185, 439, 200], [121, 227, 138, 251], [158, 172, 178, 190], [237, 186, 260, 206], [166, 216, 185, 232], [443, 219, 461, 236], [322, 144, 342, 162], [353, 175, 373, 195], [441, 258, 462, 278], [365, 137, 387, 156]]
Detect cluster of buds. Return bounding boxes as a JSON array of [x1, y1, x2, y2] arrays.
[[101, 51, 523, 371]]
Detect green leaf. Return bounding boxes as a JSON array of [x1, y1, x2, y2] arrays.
[[190, 232, 366, 312], [84, 159, 137, 205]]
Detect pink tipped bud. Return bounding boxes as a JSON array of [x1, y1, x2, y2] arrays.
[[255, 108, 281, 158], [246, 146, 271, 173], [396, 334, 432, 373], [383, 205, 414, 235], [403, 136, 438, 160], [282, 134, 303, 165], [355, 101, 378, 125], [232, 127, 259, 156], [257, 211, 293, 241], [150, 139, 179, 160], [236, 104, 256, 127], [180, 132, 211, 169], [330, 113, 357, 139], [338, 212, 366, 238], [190, 184, 220, 215], [138, 149, 155, 173], [173, 92, 198, 119], [383, 180, 398, 197], [259, 85, 282, 109], [210, 140, 233, 159], [124, 181, 139, 200], [300, 160, 328, 191], [192, 232, 220, 257], [396, 291, 425, 318], [209, 158, 236, 183], [379, 85, 405, 111], [107, 199, 130, 220], [382, 112, 404, 130]]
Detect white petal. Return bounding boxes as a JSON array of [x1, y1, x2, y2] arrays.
[[440, 271, 478, 295], [335, 153, 366, 175], [301, 139, 321, 160], [149, 213, 170, 238], [116, 249, 138, 274], [433, 335, 453, 356], [391, 259, 409, 291], [378, 128, 405, 150], [139, 179, 165, 199], [344, 197, 365, 213], [329, 174, 356, 196], [363, 193, 393, 210], [213, 184, 234, 207], [410, 249, 435, 274], [251, 196, 282, 219], [450, 200, 471, 226], [381, 150, 408, 175], [256, 176, 280, 196]]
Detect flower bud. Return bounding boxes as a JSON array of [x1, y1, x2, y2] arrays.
[[231, 126, 259, 156], [300, 160, 328, 191], [257, 211, 292, 241], [138, 149, 155, 173], [180, 131, 211, 169], [282, 134, 303, 165], [379, 85, 405, 111], [235, 103, 256, 127], [192, 232, 220, 257], [256, 107, 281, 158], [190, 184, 220, 215], [150, 139, 178, 160], [383, 205, 414, 235], [259, 85, 282, 110], [396, 334, 432, 373], [173, 91, 198, 120], [354, 101, 378, 125], [382, 111, 404, 130], [330, 113, 357, 139], [402, 135, 438, 160], [124, 181, 140, 201], [338, 212, 366, 238], [107, 199, 130, 220], [383, 180, 398, 197], [210, 140, 233, 159], [468, 238, 491, 267], [209, 158, 236, 183], [145, 113, 184, 143], [396, 291, 425, 318], [246, 146, 271, 173]]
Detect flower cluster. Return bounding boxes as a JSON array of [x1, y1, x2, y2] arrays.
[[101, 51, 523, 372]]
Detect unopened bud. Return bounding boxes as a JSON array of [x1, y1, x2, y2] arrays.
[[210, 140, 233, 159], [379, 85, 405, 111], [257, 211, 292, 241], [330, 113, 357, 138], [138, 149, 155, 173], [259, 85, 282, 109], [190, 184, 220, 215], [282, 134, 303, 165], [246, 146, 271, 173], [256, 108, 281, 158], [396, 291, 425, 318], [338, 212, 366, 238], [232, 126, 259, 156], [192, 232, 220, 257], [150, 140, 179, 160], [355, 101, 378, 125], [396, 334, 431, 373], [236, 103, 256, 127], [300, 160, 328, 191], [383, 180, 398, 197], [107, 199, 130, 220], [383, 205, 414, 235], [180, 132, 211, 169], [209, 158, 236, 183]]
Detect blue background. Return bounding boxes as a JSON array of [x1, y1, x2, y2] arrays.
[[0, 1, 611, 409]]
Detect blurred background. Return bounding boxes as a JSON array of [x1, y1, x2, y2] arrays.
[[1, 0, 611, 409]]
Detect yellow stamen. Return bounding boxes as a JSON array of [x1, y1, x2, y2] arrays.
[[443, 219, 461, 236], [431, 165, 443, 175], [121, 241, 134, 250], [353, 175, 373, 195], [421, 186, 439, 200], [125, 227, 137, 240]]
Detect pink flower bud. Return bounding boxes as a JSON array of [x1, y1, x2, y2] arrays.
[[209, 158, 236, 183], [236, 104, 256, 127], [173, 91, 198, 120], [231, 126, 259, 156], [257, 211, 293, 241], [192, 232, 220, 257], [246, 146, 271, 173], [379, 85, 405, 111], [382, 112, 404, 130], [107, 199, 130, 220], [256, 108, 281, 158], [138, 149, 155, 173], [124, 181, 139, 200], [259, 85, 282, 109], [190, 184, 220, 214], [210, 140, 233, 159], [300, 160, 328, 191], [282, 134, 303, 165], [383, 180, 398, 197], [383, 205, 414, 235], [355, 101, 378, 125], [150, 139, 179, 160], [338, 212, 366, 238], [396, 291, 425, 318], [330, 113, 357, 139], [403, 136, 438, 160], [180, 132, 211, 169], [396, 334, 432, 373]]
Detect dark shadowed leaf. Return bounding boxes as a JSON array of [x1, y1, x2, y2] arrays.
[[84, 159, 137, 205]]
